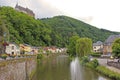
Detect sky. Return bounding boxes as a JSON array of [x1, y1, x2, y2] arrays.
[[0, 0, 120, 32]]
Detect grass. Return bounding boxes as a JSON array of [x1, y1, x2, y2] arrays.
[[85, 60, 120, 80], [96, 66, 120, 80]]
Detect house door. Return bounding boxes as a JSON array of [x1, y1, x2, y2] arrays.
[[12, 52, 14, 55]]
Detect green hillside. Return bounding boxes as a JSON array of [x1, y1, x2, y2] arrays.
[[41, 16, 119, 46], [0, 6, 51, 46], [0, 6, 119, 47]]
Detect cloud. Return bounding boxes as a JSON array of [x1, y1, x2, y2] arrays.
[[78, 16, 93, 23], [0, 0, 64, 18], [0, 0, 120, 31]]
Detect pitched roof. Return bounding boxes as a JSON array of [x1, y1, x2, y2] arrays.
[[105, 35, 120, 44], [93, 41, 103, 46]]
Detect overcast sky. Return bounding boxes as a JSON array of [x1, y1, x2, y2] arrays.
[[0, 0, 120, 32]]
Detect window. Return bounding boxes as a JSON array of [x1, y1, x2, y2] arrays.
[[12, 46, 14, 50], [94, 47, 96, 49], [12, 52, 14, 55]]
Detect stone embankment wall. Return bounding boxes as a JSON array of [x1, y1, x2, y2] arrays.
[[0, 58, 36, 80], [107, 62, 120, 69]]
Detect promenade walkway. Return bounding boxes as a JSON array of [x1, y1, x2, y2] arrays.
[[97, 58, 120, 74]]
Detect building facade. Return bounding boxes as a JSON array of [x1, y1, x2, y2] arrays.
[[93, 41, 103, 53], [15, 4, 35, 17], [5, 43, 20, 56], [103, 35, 120, 55]]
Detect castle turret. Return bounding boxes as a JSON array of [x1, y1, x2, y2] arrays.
[[15, 4, 35, 17]]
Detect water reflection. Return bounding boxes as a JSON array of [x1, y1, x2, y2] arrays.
[[32, 55, 111, 80]]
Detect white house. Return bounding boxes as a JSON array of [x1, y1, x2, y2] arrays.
[[93, 41, 103, 53], [5, 43, 20, 56]]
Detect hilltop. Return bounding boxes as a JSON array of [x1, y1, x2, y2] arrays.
[[0, 6, 119, 47], [41, 16, 119, 44]]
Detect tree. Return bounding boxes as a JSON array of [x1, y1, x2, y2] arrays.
[[112, 38, 120, 58], [0, 16, 9, 54], [67, 35, 80, 57], [0, 6, 118, 47], [0, 16, 9, 42], [76, 38, 92, 57]]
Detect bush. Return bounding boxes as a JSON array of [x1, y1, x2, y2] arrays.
[[90, 52, 101, 57], [37, 54, 43, 59], [86, 58, 99, 68], [0, 54, 7, 60], [81, 56, 89, 65], [91, 59, 99, 68], [85, 57, 120, 80]]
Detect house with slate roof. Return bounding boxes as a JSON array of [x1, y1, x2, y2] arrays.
[[93, 41, 103, 53], [103, 34, 120, 55]]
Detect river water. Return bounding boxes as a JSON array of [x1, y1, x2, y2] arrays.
[[32, 55, 111, 80]]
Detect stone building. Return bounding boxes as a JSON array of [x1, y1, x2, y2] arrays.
[[15, 4, 35, 17], [103, 35, 120, 55]]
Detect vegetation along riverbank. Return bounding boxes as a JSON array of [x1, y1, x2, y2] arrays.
[[67, 35, 120, 80], [84, 59, 120, 80]]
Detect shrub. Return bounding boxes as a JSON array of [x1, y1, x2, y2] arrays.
[[81, 56, 89, 65], [86, 58, 99, 68], [90, 52, 101, 57], [37, 54, 43, 59], [0, 54, 7, 60], [91, 59, 99, 68], [85, 57, 120, 80]]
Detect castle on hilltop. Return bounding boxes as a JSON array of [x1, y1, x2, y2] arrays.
[[15, 4, 35, 17]]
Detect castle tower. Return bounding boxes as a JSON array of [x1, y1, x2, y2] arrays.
[[15, 3, 35, 17]]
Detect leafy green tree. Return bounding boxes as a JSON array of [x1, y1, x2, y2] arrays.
[[0, 6, 52, 46], [0, 16, 9, 42], [0, 6, 119, 47], [0, 16, 10, 53], [41, 16, 119, 44], [112, 38, 120, 58], [38, 48, 43, 54], [76, 38, 92, 57], [67, 35, 80, 57]]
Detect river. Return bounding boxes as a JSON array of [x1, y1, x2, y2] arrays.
[[32, 55, 111, 80]]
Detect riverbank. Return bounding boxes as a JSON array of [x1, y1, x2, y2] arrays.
[[85, 58, 120, 80], [96, 66, 120, 79], [97, 58, 120, 74]]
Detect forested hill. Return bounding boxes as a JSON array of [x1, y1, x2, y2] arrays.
[[41, 16, 119, 43], [0, 6, 51, 46], [0, 6, 119, 47]]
